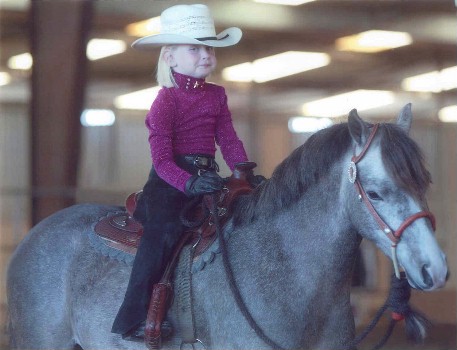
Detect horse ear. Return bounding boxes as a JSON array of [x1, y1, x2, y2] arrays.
[[348, 108, 370, 146], [396, 103, 412, 134]]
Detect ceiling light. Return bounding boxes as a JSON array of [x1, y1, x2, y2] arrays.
[[221, 63, 253, 83], [254, 0, 316, 5], [86, 39, 127, 60], [402, 71, 441, 93], [402, 66, 457, 92], [114, 86, 161, 110], [302, 90, 395, 117], [440, 66, 457, 91], [0, 72, 12, 86], [336, 30, 412, 53], [8, 53, 33, 70], [80, 109, 115, 127], [7, 40, 127, 70], [0, 0, 29, 10], [222, 51, 330, 83], [438, 105, 457, 123], [125, 17, 161, 37], [288, 117, 333, 133]]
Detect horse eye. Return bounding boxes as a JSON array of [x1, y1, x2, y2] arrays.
[[367, 191, 382, 201]]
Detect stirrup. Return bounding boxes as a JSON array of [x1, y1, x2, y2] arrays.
[[161, 320, 173, 339], [146, 335, 161, 350]]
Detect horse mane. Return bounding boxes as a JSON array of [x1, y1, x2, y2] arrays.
[[379, 123, 431, 200], [233, 121, 431, 226], [233, 123, 352, 225]]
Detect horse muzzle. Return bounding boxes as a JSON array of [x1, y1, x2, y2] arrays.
[[404, 252, 448, 291]]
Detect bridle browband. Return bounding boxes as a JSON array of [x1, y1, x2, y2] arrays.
[[348, 123, 436, 278]]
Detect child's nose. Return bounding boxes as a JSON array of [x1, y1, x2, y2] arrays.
[[200, 47, 211, 58]]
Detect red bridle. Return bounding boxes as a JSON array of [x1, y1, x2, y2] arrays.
[[348, 124, 436, 277]]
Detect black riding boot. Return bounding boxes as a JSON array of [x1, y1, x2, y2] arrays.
[[111, 170, 187, 337], [112, 156, 216, 339], [111, 223, 177, 335]]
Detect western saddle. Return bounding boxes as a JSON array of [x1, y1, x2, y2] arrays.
[[94, 162, 257, 349]]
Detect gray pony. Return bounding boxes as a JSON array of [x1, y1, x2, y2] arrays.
[[7, 105, 448, 350]]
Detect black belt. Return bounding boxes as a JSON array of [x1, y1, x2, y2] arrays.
[[179, 154, 219, 171]]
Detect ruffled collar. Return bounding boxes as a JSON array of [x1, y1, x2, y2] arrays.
[[172, 71, 206, 91]]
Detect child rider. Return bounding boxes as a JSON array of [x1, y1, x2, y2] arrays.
[[111, 3, 263, 341]]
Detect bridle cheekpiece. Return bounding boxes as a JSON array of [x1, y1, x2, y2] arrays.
[[348, 124, 436, 278]]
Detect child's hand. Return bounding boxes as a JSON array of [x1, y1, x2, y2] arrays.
[[185, 171, 224, 197], [248, 174, 267, 187]]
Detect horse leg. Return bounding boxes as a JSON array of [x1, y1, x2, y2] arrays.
[[8, 276, 75, 349], [7, 233, 75, 349]]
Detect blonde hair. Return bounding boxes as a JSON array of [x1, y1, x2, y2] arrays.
[[156, 46, 177, 88]]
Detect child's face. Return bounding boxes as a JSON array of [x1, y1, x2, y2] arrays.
[[167, 45, 217, 79]]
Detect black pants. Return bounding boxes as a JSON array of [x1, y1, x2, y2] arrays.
[[111, 157, 206, 335]]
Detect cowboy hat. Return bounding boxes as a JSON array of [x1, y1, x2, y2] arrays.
[[131, 4, 242, 50]]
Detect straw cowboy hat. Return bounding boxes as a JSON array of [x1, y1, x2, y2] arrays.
[[132, 4, 242, 49]]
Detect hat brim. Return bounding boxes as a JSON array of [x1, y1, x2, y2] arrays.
[[132, 27, 242, 50]]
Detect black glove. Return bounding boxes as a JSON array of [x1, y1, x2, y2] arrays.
[[248, 174, 267, 187], [185, 171, 224, 197]]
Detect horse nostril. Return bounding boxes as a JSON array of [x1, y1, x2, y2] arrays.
[[446, 270, 451, 281], [421, 265, 433, 288]]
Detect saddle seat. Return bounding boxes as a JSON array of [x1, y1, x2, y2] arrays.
[[94, 192, 143, 255], [94, 162, 255, 258]]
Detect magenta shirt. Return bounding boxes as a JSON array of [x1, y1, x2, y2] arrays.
[[145, 71, 248, 192]]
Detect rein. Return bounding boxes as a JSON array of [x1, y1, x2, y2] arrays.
[[348, 124, 436, 278], [211, 193, 286, 350], [208, 125, 435, 349]]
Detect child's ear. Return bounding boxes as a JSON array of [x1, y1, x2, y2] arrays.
[[163, 50, 176, 68]]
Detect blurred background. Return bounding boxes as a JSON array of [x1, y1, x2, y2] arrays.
[[0, 0, 456, 348]]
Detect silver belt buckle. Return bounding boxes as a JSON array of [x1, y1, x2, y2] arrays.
[[194, 156, 209, 168]]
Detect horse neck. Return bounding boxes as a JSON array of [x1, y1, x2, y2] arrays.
[[230, 167, 360, 290], [222, 174, 359, 347]]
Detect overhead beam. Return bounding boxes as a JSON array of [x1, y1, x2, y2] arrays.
[[30, 0, 93, 224]]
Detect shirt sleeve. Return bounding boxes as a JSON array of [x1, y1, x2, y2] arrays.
[[215, 87, 249, 170], [146, 88, 192, 192]]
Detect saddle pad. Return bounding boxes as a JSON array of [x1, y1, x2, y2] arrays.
[[94, 213, 143, 255]]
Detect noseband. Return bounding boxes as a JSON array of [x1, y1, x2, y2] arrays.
[[348, 124, 436, 278]]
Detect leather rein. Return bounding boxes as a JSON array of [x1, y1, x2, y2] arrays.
[[348, 123, 436, 278], [210, 125, 436, 349]]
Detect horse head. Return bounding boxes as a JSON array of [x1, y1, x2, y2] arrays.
[[347, 104, 448, 291]]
